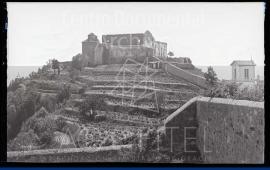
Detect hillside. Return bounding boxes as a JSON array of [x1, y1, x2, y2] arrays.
[[7, 61, 204, 152]]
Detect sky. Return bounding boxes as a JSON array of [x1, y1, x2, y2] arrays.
[[7, 2, 265, 66]]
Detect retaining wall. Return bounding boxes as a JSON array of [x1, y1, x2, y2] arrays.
[[7, 145, 132, 162], [164, 96, 264, 163], [163, 63, 208, 89]]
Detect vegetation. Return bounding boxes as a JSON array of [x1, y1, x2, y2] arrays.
[[7, 51, 264, 161], [204, 81, 264, 102], [56, 84, 71, 104], [52, 59, 60, 75], [7, 87, 38, 140], [7, 77, 26, 92], [69, 68, 80, 83], [204, 66, 218, 85], [168, 51, 174, 57], [9, 107, 71, 151], [120, 128, 174, 163], [156, 91, 165, 112], [79, 95, 107, 121], [7, 130, 40, 151], [78, 85, 87, 95], [71, 54, 84, 71]]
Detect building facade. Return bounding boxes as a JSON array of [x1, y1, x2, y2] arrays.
[[231, 60, 256, 82], [81, 31, 167, 66]]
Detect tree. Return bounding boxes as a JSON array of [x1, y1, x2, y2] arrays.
[[204, 66, 218, 86], [71, 54, 84, 71], [56, 84, 71, 104], [51, 59, 60, 74], [79, 95, 107, 120], [226, 82, 238, 97], [20, 107, 57, 147], [168, 51, 174, 57], [7, 77, 25, 92]]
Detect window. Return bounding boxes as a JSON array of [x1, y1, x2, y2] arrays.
[[234, 68, 236, 80], [244, 69, 249, 80], [184, 58, 187, 63]]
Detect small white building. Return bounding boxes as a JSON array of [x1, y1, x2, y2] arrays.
[[230, 60, 256, 82]]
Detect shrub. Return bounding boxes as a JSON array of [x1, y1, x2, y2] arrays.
[[79, 95, 108, 120], [29, 71, 40, 79], [39, 130, 54, 146], [69, 69, 80, 82], [7, 87, 39, 141], [204, 81, 264, 102], [7, 129, 39, 151], [55, 117, 67, 131], [7, 105, 17, 127], [8, 77, 25, 92], [19, 107, 57, 148], [56, 84, 71, 104], [36, 94, 57, 113]]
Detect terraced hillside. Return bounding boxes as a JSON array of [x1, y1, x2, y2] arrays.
[[63, 64, 200, 147], [8, 63, 204, 151]]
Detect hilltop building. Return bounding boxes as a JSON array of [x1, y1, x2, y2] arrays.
[[231, 60, 256, 82], [81, 30, 167, 66]]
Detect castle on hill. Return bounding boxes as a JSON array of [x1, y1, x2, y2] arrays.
[[80, 30, 167, 66]]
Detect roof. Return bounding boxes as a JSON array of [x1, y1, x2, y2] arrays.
[[230, 60, 256, 66]]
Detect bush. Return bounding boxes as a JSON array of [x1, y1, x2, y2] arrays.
[[7, 87, 38, 141], [29, 71, 40, 79], [8, 77, 25, 92], [56, 84, 71, 104], [39, 130, 54, 146], [19, 107, 57, 148], [55, 117, 67, 131], [69, 69, 80, 82], [36, 94, 57, 113], [79, 95, 108, 120], [204, 82, 264, 102], [7, 129, 39, 151]]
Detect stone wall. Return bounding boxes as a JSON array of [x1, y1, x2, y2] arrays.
[[94, 44, 104, 65], [7, 145, 132, 162], [164, 96, 264, 163], [153, 41, 167, 59], [164, 63, 208, 89], [108, 46, 153, 64], [171, 62, 195, 69]]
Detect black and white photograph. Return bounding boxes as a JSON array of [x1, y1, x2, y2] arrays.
[[6, 2, 265, 163]]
